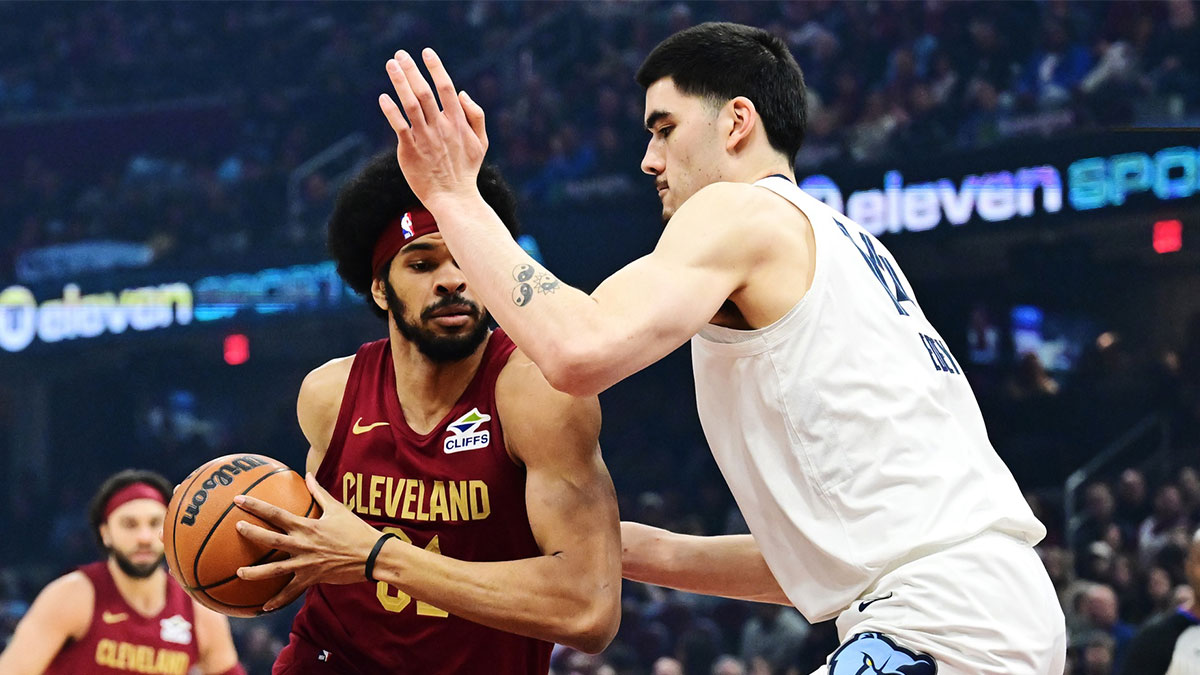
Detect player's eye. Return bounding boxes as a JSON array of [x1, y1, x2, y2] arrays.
[[658, 126, 674, 139], [409, 260, 432, 272]]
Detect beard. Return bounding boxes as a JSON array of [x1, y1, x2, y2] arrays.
[[111, 548, 165, 579], [384, 281, 490, 362]]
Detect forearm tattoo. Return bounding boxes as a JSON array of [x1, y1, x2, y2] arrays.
[[511, 263, 561, 307]]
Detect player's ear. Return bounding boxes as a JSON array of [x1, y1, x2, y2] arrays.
[[370, 276, 389, 313], [725, 96, 757, 153], [99, 523, 111, 549]]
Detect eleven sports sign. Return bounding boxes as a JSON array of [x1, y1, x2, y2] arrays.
[[800, 142, 1199, 236], [0, 262, 352, 353]]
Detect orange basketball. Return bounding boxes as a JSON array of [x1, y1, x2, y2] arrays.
[[163, 453, 321, 617]]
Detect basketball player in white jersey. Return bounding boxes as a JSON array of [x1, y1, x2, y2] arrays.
[[376, 22, 1067, 674]]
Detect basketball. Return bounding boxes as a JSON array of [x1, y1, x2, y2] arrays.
[[162, 453, 321, 617]]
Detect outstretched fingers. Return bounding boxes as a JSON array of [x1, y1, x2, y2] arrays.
[[262, 578, 308, 612], [384, 56, 422, 133], [396, 50, 440, 126], [459, 90, 488, 151], [422, 48, 466, 128], [234, 494, 302, 531], [235, 520, 293, 551]]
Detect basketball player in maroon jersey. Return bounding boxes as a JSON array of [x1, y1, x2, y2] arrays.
[[231, 152, 621, 673], [0, 470, 242, 675]]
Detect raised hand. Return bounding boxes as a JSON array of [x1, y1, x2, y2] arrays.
[[378, 48, 488, 209]]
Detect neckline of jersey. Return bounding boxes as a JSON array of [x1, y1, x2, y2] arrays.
[[381, 329, 502, 444]]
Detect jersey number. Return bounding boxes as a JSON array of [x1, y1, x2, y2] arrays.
[[375, 527, 449, 617]]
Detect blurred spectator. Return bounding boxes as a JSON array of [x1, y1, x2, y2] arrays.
[[739, 605, 809, 674], [1073, 631, 1117, 675], [712, 655, 745, 675], [1146, 0, 1200, 110], [1114, 469, 1151, 537], [1016, 19, 1094, 109], [1138, 484, 1189, 567], [1077, 583, 1136, 669], [652, 656, 684, 675], [1075, 483, 1117, 578]]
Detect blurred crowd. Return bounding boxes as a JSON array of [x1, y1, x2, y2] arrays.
[[3, 0, 1198, 277], [0, 314, 1197, 674]]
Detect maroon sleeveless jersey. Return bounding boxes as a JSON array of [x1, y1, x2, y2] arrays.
[[46, 562, 199, 675], [277, 330, 552, 674]]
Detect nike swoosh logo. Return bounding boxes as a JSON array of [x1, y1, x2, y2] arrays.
[[102, 611, 128, 624], [352, 418, 390, 435], [858, 592, 893, 612]]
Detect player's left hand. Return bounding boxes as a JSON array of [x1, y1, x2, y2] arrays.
[[378, 47, 488, 211], [234, 473, 381, 612]]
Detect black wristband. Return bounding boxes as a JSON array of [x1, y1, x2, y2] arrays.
[[365, 533, 398, 582]]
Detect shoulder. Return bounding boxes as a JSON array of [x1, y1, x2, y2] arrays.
[[495, 349, 601, 462], [299, 355, 355, 404], [661, 181, 809, 257], [675, 181, 806, 227], [42, 570, 95, 602], [31, 570, 94, 636], [297, 354, 355, 447]]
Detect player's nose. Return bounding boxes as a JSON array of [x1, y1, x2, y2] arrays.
[[434, 265, 467, 296], [641, 139, 663, 176]]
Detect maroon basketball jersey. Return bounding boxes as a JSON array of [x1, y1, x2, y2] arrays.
[[46, 562, 199, 675], [278, 330, 552, 675]]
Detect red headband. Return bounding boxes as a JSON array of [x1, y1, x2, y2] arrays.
[[372, 208, 439, 276], [104, 483, 166, 521]]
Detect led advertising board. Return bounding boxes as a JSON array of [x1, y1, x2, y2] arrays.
[[800, 134, 1198, 237]]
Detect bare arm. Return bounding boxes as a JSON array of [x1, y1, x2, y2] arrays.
[[418, 186, 758, 397], [0, 573, 92, 675], [191, 603, 240, 674], [370, 354, 622, 651], [235, 353, 622, 653], [296, 355, 353, 475], [621, 522, 791, 605], [378, 50, 772, 396]]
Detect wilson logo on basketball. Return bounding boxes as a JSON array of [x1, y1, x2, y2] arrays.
[[180, 455, 269, 526]]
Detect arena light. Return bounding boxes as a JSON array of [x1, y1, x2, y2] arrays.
[[224, 333, 250, 365], [1153, 219, 1182, 254]]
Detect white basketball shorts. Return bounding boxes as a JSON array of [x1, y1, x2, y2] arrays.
[[809, 531, 1067, 675]]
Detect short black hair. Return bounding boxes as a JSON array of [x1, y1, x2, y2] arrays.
[[88, 469, 173, 553], [327, 151, 520, 318], [636, 22, 807, 161]]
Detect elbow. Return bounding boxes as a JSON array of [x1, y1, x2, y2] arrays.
[[560, 597, 620, 654], [540, 342, 608, 397]]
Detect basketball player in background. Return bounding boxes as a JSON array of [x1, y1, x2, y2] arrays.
[[231, 152, 621, 673], [377, 22, 1065, 674], [0, 469, 242, 675]]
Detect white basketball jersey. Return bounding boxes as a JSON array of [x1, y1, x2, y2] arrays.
[[691, 176, 1046, 622]]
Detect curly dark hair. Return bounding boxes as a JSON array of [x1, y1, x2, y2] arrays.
[[327, 151, 521, 318], [87, 469, 173, 553]]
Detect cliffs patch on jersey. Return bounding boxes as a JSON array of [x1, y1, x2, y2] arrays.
[[444, 407, 491, 454]]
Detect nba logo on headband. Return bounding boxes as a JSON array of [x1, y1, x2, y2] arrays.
[[371, 208, 441, 276]]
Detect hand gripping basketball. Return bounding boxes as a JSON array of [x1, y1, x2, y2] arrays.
[[378, 48, 488, 210], [234, 473, 384, 612], [163, 454, 322, 617]]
